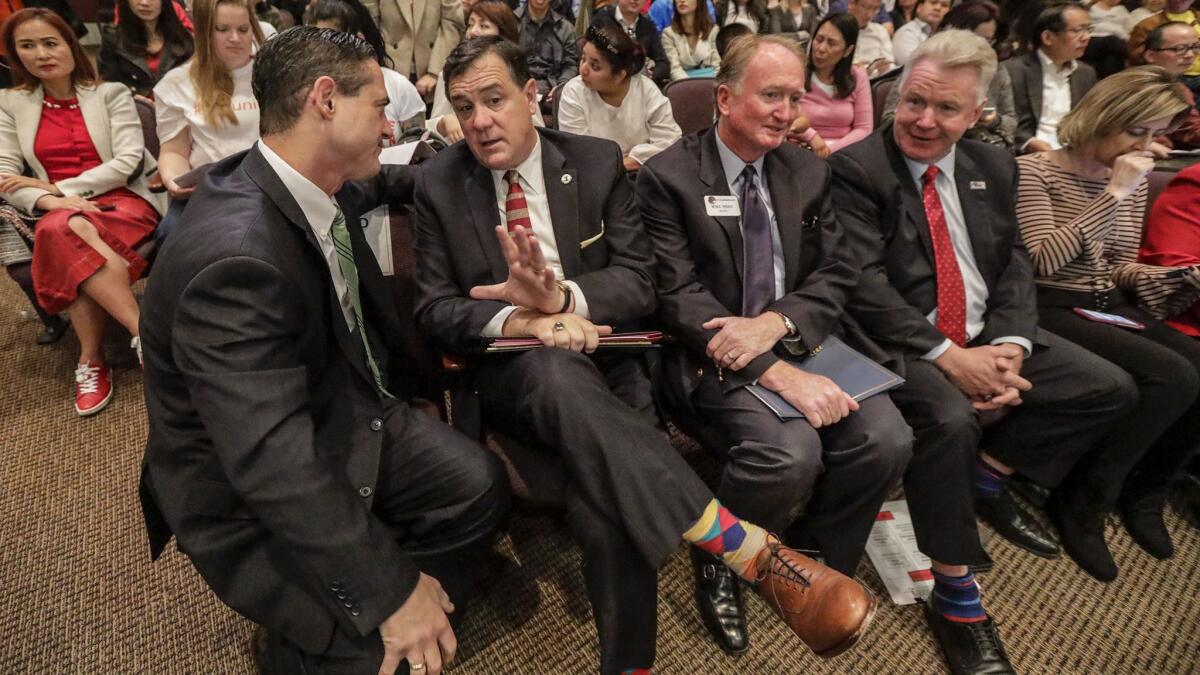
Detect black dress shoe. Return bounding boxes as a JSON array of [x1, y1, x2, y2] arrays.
[[690, 548, 749, 655], [1007, 475, 1050, 509], [1120, 492, 1174, 559], [35, 315, 67, 345], [1047, 488, 1117, 582], [974, 490, 1060, 559], [923, 602, 1015, 675], [1170, 473, 1200, 530]]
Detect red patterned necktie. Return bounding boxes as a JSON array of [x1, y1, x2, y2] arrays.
[[922, 165, 968, 347], [504, 169, 532, 233]]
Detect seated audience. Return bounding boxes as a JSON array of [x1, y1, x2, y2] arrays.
[[139, 28, 511, 674], [1140, 162, 1200, 334], [100, 0, 196, 98], [636, 33, 912, 656], [593, 0, 672, 86], [369, 0, 463, 97], [517, 0, 580, 97], [715, 0, 767, 31], [890, 0, 916, 30], [882, 0, 1017, 151], [891, 0, 948, 65], [1006, 1, 1097, 154], [662, 0, 721, 80], [305, 0, 427, 139], [715, 20, 753, 56], [1084, 0, 1131, 78], [792, 13, 872, 156], [649, 0, 717, 31], [1143, 22, 1200, 151], [0, 9, 166, 416], [1129, 0, 1200, 101], [154, 0, 265, 200], [764, 0, 819, 41], [830, 30, 1137, 675], [558, 24, 683, 171], [829, 0, 892, 30], [416, 34, 879, 674], [1127, 0, 1167, 32], [1014, 67, 1199, 579], [848, 0, 895, 75], [433, 1, 542, 141]]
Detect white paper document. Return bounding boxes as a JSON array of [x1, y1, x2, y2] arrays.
[[865, 499, 934, 605], [379, 140, 422, 166]]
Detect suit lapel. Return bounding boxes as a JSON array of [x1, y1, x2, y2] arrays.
[[465, 160, 509, 281], [883, 132, 935, 263], [541, 135, 582, 277], [1026, 54, 1043, 122], [76, 87, 113, 163], [699, 129, 744, 282], [400, 0, 416, 27], [953, 150, 997, 284], [764, 150, 802, 290], [1068, 67, 1087, 106]]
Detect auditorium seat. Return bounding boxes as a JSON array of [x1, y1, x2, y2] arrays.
[[664, 77, 715, 136], [870, 77, 896, 130]]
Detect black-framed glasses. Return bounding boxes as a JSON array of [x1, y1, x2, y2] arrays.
[[1148, 42, 1200, 55]]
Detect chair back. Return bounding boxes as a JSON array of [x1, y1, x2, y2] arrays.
[[1145, 169, 1178, 225], [664, 77, 716, 136], [135, 97, 159, 159], [871, 77, 894, 129]]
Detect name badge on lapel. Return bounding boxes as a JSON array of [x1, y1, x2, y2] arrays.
[[705, 195, 741, 217], [969, 181, 987, 190]]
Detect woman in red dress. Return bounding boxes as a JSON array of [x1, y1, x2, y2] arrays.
[[0, 8, 165, 416]]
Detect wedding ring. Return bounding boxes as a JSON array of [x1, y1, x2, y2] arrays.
[[553, 321, 566, 332], [410, 664, 426, 672]]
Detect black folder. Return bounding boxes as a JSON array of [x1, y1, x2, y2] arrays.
[[745, 336, 904, 421]]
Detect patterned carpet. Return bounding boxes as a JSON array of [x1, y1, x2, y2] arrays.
[[1, 280, 1198, 674]]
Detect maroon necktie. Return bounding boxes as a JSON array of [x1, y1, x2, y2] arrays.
[[922, 166, 968, 347], [504, 169, 532, 233]]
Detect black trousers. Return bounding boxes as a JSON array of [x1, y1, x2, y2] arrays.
[[1038, 291, 1200, 505], [262, 399, 511, 674], [473, 348, 713, 674], [890, 330, 1137, 566], [666, 371, 913, 575]]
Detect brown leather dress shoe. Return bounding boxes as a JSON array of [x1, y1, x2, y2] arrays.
[[755, 542, 878, 657]]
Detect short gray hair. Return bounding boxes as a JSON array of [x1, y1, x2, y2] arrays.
[[899, 29, 996, 105]]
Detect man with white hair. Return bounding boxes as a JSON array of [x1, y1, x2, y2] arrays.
[[831, 30, 1136, 675]]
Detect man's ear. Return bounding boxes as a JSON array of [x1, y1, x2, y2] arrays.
[[523, 77, 539, 115], [968, 101, 984, 127], [714, 83, 733, 118], [312, 75, 338, 119]]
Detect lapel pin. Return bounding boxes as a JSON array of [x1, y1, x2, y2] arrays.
[[969, 181, 987, 190], [561, 174, 573, 185]]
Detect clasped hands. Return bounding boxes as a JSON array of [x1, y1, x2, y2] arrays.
[[934, 343, 1032, 411], [471, 225, 611, 352]]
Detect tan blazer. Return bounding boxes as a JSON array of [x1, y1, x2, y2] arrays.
[[0, 82, 166, 215], [366, 0, 463, 80]]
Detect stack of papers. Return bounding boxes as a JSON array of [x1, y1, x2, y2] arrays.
[[865, 500, 934, 605]]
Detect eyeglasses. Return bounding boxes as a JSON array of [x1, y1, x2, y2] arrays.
[[1059, 25, 1093, 37], [1148, 42, 1200, 55]]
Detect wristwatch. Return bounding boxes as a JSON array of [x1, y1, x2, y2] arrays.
[[556, 281, 573, 314], [773, 311, 799, 339]]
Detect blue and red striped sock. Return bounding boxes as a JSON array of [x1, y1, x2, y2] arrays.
[[621, 669, 652, 674], [974, 457, 1008, 499], [931, 569, 986, 623]]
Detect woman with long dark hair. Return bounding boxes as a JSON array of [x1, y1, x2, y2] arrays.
[[662, 0, 720, 80], [99, 0, 195, 97], [791, 13, 872, 156], [715, 0, 768, 31]]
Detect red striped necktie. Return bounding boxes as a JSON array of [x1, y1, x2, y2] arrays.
[[504, 169, 533, 233]]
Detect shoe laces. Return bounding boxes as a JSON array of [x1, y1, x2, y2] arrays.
[[131, 336, 143, 367], [968, 618, 1003, 657], [761, 545, 814, 592], [75, 363, 101, 394]]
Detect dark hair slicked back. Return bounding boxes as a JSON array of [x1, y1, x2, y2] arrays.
[[443, 36, 531, 90]]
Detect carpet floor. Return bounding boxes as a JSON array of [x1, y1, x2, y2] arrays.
[[1, 281, 1198, 674]]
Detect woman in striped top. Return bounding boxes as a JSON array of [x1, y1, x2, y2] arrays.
[[1014, 66, 1199, 582]]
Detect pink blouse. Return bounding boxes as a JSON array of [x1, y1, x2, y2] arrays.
[[799, 66, 873, 152]]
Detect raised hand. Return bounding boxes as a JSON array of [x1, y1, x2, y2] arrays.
[[470, 225, 565, 314], [1106, 151, 1156, 202]]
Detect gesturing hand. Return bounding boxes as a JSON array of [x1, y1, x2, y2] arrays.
[[503, 308, 613, 352], [470, 225, 565, 314], [703, 313, 789, 371], [759, 360, 859, 429], [377, 573, 456, 675]]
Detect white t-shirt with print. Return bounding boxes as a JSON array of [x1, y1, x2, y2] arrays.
[[154, 59, 261, 168]]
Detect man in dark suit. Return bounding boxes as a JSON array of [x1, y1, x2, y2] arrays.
[[415, 35, 879, 675], [830, 30, 1135, 675], [138, 29, 509, 675], [635, 34, 913, 656], [1005, 0, 1098, 153], [591, 0, 672, 86]]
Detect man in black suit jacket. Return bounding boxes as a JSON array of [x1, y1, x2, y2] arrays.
[[139, 29, 509, 675], [415, 35, 878, 674], [592, 0, 672, 87], [830, 30, 1134, 675], [636, 34, 912, 655], [1005, 1, 1098, 153]]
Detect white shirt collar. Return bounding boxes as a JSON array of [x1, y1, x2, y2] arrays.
[[714, 127, 765, 189], [1036, 48, 1077, 77], [903, 144, 956, 186], [491, 133, 546, 195], [257, 140, 339, 236]]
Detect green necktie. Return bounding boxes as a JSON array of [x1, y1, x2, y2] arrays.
[[330, 207, 393, 399]]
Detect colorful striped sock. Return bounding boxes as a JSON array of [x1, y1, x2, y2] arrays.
[[974, 457, 1008, 499], [931, 569, 987, 623], [682, 499, 770, 581], [620, 669, 652, 674]]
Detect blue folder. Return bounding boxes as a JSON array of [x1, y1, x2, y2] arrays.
[[745, 336, 904, 421]]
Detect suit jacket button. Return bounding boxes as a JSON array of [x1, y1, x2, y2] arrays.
[[370, 418, 382, 431], [359, 486, 373, 498], [696, 368, 703, 377], [349, 606, 362, 617], [330, 581, 343, 591]]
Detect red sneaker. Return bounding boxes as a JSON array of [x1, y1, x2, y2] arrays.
[[74, 361, 113, 416]]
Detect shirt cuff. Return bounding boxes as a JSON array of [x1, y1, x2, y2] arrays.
[[565, 280, 589, 319], [921, 338, 953, 361], [482, 306, 519, 338], [990, 336, 1033, 358]]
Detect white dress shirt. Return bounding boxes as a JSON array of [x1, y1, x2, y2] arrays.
[[903, 148, 1032, 359], [853, 22, 895, 69], [257, 140, 355, 331], [481, 135, 591, 336], [891, 17, 932, 66], [1033, 49, 1076, 149]]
